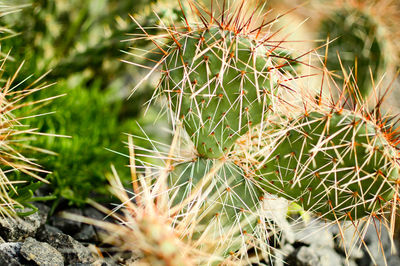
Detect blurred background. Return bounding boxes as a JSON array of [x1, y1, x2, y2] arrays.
[[0, 0, 183, 211], [2, 0, 399, 213]]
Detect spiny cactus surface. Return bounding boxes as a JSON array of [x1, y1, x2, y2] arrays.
[[169, 157, 263, 255], [320, 8, 384, 98], [254, 109, 399, 220], [163, 25, 297, 158]]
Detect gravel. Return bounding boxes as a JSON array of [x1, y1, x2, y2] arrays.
[[20, 237, 64, 265], [0, 211, 41, 241], [2, 204, 400, 265]]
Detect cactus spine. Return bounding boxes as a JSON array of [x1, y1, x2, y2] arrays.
[[161, 10, 298, 158], [128, 0, 400, 263], [169, 157, 264, 256], [248, 107, 400, 221]]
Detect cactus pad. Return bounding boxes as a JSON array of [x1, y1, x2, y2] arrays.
[[163, 27, 294, 158], [255, 110, 399, 220], [320, 9, 385, 98], [168, 157, 263, 255]]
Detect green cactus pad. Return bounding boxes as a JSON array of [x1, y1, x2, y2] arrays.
[[320, 9, 385, 98], [256, 110, 399, 220], [168, 157, 263, 255], [163, 27, 294, 158]]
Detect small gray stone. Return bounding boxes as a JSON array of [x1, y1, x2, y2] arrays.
[[34, 203, 50, 225], [36, 224, 62, 241], [274, 244, 295, 266], [0, 210, 41, 241], [333, 225, 364, 260], [314, 247, 342, 266], [341, 258, 357, 266], [296, 246, 320, 266], [295, 225, 334, 249], [20, 237, 64, 266], [387, 255, 400, 266], [0, 242, 23, 266], [0, 236, 5, 244], [37, 226, 95, 264], [74, 224, 97, 242], [83, 207, 104, 221]]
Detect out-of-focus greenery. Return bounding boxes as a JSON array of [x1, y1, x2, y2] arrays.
[[0, 0, 154, 86], [17, 76, 169, 210], [22, 80, 127, 208], [1, 0, 179, 210]]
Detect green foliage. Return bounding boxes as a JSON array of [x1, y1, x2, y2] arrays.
[[255, 110, 399, 220], [0, 0, 177, 209], [320, 8, 385, 98], [21, 80, 139, 208], [0, 0, 155, 86], [8, 182, 56, 216]]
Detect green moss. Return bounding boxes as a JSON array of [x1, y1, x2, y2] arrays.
[[19, 81, 139, 208]]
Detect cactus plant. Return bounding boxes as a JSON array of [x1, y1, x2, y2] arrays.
[[266, 0, 400, 102], [320, 7, 386, 99], [169, 157, 264, 256], [0, 60, 55, 217], [126, 0, 309, 260], [61, 133, 276, 264], [163, 27, 298, 158], [56, 0, 400, 263], [243, 104, 400, 221], [130, 0, 305, 159]]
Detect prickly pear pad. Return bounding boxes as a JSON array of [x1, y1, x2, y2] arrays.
[[163, 27, 291, 158], [255, 110, 399, 220], [168, 157, 263, 255]]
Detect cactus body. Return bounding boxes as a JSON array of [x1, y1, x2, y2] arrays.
[[255, 110, 399, 220], [320, 9, 385, 98], [163, 27, 292, 158], [169, 157, 263, 255]]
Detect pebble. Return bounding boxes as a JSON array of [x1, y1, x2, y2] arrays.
[[0, 242, 23, 266], [50, 208, 83, 235], [37, 224, 95, 264], [0, 210, 41, 241], [20, 237, 64, 265], [294, 223, 334, 249], [293, 246, 320, 266]]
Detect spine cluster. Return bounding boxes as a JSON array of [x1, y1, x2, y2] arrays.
[[129, 0, 400, 262]]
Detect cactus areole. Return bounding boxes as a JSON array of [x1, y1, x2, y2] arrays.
[[256, 110, 399, 220], [163, 26, 292, 159]]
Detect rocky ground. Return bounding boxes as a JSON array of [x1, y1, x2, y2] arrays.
[[1, 203, 400, 265], [272, 219, 400, 266]]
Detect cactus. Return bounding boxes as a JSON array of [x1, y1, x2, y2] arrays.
[[320, 8, 385, 98], [62, 133, 276, 265], [316, 0, 399, 102], [128, 0, 304, 159], [247, 106, 399, 221], [163, 27, 298, 158], [169, 157, 264, 256], [0, 60, 55, 217]]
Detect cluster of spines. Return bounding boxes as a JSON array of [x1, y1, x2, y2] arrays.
[[0, 60, 55, 216], [242, 105, 399, 221], [124, 0, 400, 263], [133, 0, 306, 159]]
